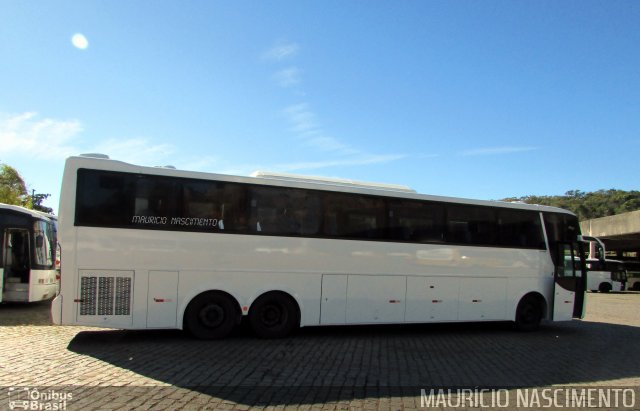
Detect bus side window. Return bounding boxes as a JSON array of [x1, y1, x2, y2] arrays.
[[498, 210, 544, 249], [135, 176, 177, 219], [76, 170, 134, 226], [388, 200, 444, 243], [220, 184, 249, 233], [325, 193, 385, 240], [446, 205, 497, 246]]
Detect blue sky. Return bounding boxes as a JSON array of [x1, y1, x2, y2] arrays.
[[1, 1, 638, 213]]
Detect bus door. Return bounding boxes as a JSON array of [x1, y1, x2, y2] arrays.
[[2, 229, 31, 302], [553, 241, 586, 320]]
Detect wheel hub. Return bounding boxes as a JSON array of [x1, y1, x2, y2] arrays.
[[199, 304, 225, 328]]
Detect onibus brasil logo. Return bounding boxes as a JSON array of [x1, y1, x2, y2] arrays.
[[7, 387, 72, 410]]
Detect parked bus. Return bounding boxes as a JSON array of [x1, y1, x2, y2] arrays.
[[582, 236, 627, 292], [1, 203, 58, 303], [585, 259, 626, 292], [51, 154, 587, 338]]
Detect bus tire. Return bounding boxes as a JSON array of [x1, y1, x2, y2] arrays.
[[514, 295, 543, 332], [184, 291, 238, 340], [249, 291, 300, 339], [598, 283, 612, 293]]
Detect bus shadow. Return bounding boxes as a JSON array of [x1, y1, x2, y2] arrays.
[[67, 320, 640, 406]]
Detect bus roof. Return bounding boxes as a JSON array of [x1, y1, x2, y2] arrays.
[[0, 203, 57, 221], [250, 170, 417, 194], [66, 155, 575, 216]]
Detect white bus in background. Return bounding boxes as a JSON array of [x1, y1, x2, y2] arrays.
[[582, 236, 627, 292], [585, 259, 626, 292], [624, 261, 640, 291], [51, 154, 587, 338], [0, 204, 58, 303]]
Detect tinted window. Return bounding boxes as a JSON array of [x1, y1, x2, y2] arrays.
[[446, 205, 497, 246], [388, 200, 444, 242], [544, 213, 580, 243], [0, 213, 30, 228], [180, 180, 246, 232], [77, 170, 229, 232], [497, 210, 544, 249], [250, 187, 321, 236], [323, 193, 386, 240], [544, 213, 581, 266], [76, 170, 134, 226], [132, 175, 178, 229], [75, 169, 549, 249]]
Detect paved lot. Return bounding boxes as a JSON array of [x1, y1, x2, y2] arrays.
[[1, 293, 639, 410]]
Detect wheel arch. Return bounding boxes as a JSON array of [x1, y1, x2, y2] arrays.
[[514, 291, 548, 321], [598, 282, 612, 293]]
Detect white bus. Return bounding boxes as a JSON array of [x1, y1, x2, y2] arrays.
[[1, 203, 59, 303], [585, 259, 627, 292], [582, 236, 627, 292], [51, 155, 586, 338], [624, 261, 640, 291]]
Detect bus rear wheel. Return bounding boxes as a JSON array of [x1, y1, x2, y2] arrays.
[[184, 291, 238, 339], [598, 282, 612, 293], [249, 292, 300, 339], [514, 295, 543, 332]]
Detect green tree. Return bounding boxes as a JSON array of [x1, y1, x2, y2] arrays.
[[0, 163, 28, 206], [0, 163, 53, 213], [502, 189, 640, 220], [32, 192, 53, 214]]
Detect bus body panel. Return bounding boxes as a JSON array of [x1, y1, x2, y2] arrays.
[[27, 269, 58, 302], [320, 275, 348, 324], [553, 285, 576, 321], [51, 294, 62, 324], [60, 226, 557, 329], [147, 270, 178, 328]]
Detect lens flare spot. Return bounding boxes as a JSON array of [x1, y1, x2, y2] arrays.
[[71, 33, 89, 50]]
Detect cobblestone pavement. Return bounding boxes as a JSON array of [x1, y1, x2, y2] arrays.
[[1, 293, 639, 410]]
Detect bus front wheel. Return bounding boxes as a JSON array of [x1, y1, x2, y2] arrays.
[[514, 295, 543, 332], [184, 291, 238, 339], [598, 283, 612, 293], [249, 291, 300, 339]]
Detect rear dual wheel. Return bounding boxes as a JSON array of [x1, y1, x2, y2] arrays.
[[185, 291, 300, 339], [249, 292, 300, 339]]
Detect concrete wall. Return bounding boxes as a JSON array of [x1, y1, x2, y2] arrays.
[[580, 210, 640, 238]]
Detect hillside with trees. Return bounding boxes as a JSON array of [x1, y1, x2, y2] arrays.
[[502, 189, 640, 221]]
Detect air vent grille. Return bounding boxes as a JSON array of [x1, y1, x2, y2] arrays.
[[78, 271, 133, 317]]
